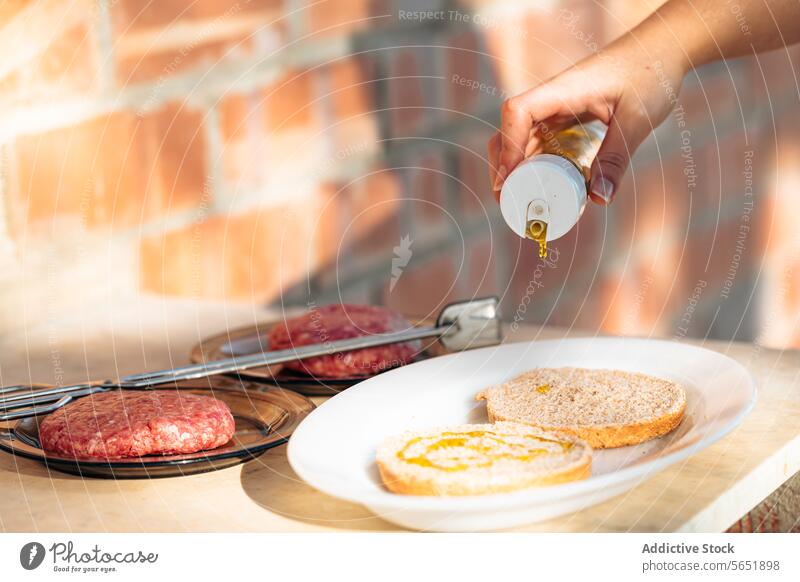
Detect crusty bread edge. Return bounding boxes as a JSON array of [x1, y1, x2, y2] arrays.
[[377, 453, 591, 496], [481, 394, 687, 449]]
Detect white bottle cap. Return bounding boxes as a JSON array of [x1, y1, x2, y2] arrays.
[[499, 153, 587, 241]]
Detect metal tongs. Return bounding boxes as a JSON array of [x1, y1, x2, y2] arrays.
[[0, 297, 502, 422]]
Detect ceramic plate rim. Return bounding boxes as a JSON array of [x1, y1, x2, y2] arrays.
[[288, 337, 757, 511]]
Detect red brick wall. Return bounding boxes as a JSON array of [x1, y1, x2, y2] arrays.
[[1, 0, 799, 346]]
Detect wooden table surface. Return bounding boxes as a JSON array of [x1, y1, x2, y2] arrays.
[[0, 296, 798, 532]]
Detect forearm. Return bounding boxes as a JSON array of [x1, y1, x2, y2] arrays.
[[619, 0, 800, 74], [489, 0, 800, 201]]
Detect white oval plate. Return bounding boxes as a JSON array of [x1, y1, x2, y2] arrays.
[[287, 338, 757, 531]]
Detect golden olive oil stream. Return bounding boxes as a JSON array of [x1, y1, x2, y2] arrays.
[[526, 219, 548, 258]]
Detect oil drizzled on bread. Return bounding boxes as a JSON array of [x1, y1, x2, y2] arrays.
[[377, 422, 591, 496], [397, 429, 575, 472]]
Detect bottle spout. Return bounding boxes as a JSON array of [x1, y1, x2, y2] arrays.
[[498, 153, 587, 243], [527, 220, 546, 239]]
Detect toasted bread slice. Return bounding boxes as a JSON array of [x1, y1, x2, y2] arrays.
[[476, 367, 686, 449], [376, 422, 591, 496]]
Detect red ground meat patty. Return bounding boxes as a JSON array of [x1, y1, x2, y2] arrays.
[[268, 304, 421, 378], [39, 390, 235, 459]]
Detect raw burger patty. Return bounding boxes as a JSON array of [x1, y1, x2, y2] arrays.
[[39, 390, 235, 459], [268, 304, 421, 378]]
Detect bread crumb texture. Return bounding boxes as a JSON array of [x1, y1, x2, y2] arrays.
[[476, 367, 687, 448]]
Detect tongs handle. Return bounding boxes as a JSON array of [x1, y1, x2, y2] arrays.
[[0, 385, 108, 422], [118, 325, 448, 388], [0, 328, 443, 421]]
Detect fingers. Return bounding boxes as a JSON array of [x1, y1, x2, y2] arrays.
[[495, 85, 563, 192], [487, 132, 501, 201], [494, 98, 529, 191], [588, 104, 651, 205]]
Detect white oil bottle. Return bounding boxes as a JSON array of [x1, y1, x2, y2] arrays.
[[499, 120, 606, 257]]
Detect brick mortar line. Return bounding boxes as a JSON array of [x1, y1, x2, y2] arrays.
[[533, 248, 761, 334], [202, 104, 227, 212], [0, 33, 353, 144], [314, 216, 489, 299], [284, 0, 306, 40], [501, 265, 757, 333], [0, 0, 87, 80], [93, 0, 118, 93], [542, 209, 755, 329]]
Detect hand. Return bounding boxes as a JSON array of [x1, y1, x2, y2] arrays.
[[488, 37, 688, 204]]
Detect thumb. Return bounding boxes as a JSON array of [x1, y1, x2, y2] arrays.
[[589, 107, 650, 205]]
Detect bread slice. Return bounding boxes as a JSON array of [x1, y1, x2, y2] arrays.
[[476, 367, 686, 449], [376, 422, 591, 496]]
